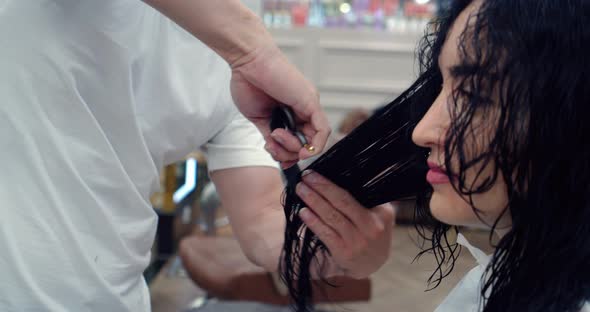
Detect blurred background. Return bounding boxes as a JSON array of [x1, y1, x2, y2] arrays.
[[252, 0, 439, 128], [147, 2, 490, 312]]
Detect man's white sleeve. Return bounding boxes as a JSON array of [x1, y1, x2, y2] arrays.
[[205, 110, 279, 172]]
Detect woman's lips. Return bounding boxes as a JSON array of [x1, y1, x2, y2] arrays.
[[426, 162, 450, 184]]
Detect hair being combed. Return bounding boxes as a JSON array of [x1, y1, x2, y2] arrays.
[[278, 72, 442, 311], [414, 1, 590, 311]]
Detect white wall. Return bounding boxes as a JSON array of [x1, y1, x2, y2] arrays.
[[270, 27, 423, 129]]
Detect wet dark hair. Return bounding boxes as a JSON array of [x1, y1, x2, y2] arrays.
[[277, 71, 441, 311], [415, 0, 590, 311]]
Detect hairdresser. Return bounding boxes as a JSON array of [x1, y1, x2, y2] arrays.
[[146, 0, 394, 285], [0, 0, 396, 311]]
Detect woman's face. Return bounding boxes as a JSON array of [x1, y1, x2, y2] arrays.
[[412, 0, 511, 231]]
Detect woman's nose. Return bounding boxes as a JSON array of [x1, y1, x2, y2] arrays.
[[412, 91, 449, 149]]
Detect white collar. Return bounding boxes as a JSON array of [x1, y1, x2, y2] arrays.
[[454, 233, 590, 312], [456, 233, 491, 267]]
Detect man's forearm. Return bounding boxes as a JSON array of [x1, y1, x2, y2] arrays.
[[143, 0, 273, 65], [210, 167, 286, 271], [235, 207, 286, 272]]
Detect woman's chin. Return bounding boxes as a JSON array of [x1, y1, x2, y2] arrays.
[[429, 189, 476, 226]]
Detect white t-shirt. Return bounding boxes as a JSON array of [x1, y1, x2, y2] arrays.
[[0, 1, 276, 311]]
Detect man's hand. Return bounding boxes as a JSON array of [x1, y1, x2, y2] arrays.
[[295, 170, 395, 279], [143, 0, 331, 164], [230, 45, 330, 165]]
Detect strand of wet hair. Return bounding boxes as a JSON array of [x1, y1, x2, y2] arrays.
[[278, 70, 442, 311]]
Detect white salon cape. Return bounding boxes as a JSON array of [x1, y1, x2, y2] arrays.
[[435, 234, 590, 312], [0, 1, 276, 311]]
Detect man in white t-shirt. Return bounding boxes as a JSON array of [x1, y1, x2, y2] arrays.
[[0, 1, 394, 311]]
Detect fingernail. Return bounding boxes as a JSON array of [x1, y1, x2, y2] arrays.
[[304, 144, 315, 153], [271, 132, 284, 144], [296, 183, 310, 196], [298, 207, 311, 220], [302, 170, 320, 183]]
